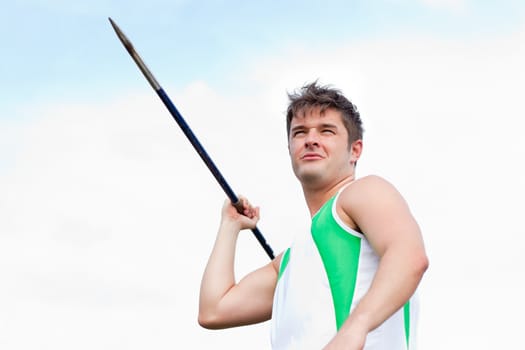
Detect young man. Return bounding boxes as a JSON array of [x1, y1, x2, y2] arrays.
[[198, 82, 429, 349]]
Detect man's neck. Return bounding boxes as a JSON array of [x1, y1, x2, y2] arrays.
[[302, 175, 355, 217]]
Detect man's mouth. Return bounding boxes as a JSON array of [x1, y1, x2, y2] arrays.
[[301, 153, 324, 160]]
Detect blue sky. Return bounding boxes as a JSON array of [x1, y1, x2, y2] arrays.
[[2, 0, 524, 115], [1, 1, 525, 349]]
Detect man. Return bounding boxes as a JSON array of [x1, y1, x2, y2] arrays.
[[198, 82, 429, 349]]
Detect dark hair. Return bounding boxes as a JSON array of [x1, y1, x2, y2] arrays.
[[286, 81, 363, 146]]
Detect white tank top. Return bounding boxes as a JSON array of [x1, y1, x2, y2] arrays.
[[270, 189, 419, 349]]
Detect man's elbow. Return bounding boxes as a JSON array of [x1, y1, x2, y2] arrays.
[[198, 310, 218, 329], [414, 251, 429, 278], [197, 309, 232, 329]]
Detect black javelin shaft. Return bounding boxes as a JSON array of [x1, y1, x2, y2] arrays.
[[108, 18, 274, 259]]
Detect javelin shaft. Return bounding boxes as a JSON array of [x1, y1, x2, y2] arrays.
[[109, 18, 274, 259]]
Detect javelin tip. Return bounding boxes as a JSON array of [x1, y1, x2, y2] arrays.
[[108, 17, 134, 55], [108, 17, 119, 35]]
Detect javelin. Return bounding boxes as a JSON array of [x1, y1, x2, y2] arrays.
[[108, 18, 274, 260]]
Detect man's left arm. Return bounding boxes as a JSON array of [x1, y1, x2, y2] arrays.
[[324, 175, 429, 350]]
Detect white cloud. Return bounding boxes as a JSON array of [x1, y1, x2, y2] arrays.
[[1, 28, 524, 349]]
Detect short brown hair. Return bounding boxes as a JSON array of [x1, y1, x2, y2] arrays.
[[286, 82, 363, 146]]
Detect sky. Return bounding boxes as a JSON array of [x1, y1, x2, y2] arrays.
[[1, 0, 524, 349]]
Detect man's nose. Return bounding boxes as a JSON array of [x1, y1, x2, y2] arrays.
[[304, 130, 320, 147]]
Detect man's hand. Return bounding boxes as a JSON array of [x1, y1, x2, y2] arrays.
[[322, 322, 367, 350], [220, 196, 260, 231]]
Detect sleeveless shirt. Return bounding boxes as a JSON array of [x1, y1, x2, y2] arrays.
[[270, 187, 419, 349]]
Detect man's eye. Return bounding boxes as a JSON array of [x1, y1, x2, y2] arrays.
[[322, 129, 335, 134], [293, 130, 305, 137]]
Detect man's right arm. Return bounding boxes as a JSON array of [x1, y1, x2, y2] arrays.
[[198, 198, 281, 329]]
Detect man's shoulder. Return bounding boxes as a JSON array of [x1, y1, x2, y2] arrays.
[[344, 174, 395, 195], [338, 175, 402, 211], [337, 175, 410, 235]]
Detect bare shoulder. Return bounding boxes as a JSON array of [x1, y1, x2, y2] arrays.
[[339, 175, 422, 250], [341, 175, 403, 203], [338, 175, 412, 229]]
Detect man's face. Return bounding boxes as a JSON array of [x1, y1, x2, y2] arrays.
[[288, 107, 358, 187]]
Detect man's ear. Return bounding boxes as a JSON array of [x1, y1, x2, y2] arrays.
[[350, 139, 363, 165]]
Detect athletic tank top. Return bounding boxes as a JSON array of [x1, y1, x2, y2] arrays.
[[270, 186, 419, 349]]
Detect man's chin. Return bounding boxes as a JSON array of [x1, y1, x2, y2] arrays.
[[295, 170, 325, 184]]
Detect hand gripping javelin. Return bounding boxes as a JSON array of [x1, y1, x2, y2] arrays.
[[109, 18, 274, 259]]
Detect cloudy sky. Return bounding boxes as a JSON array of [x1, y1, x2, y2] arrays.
[[1, 1, 524, 349]]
